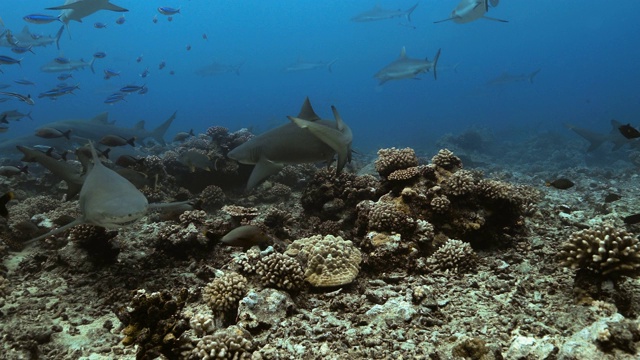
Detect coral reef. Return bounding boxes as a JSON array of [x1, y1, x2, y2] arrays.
[[559, 225, 640, 278], [202, 272, 248, 312], [285, 234, 362, 287]]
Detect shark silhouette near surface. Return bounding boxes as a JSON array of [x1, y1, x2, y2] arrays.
[[434, 0, 507, 24], [227, 97, 353, 190], [46, 0, 128, 24]]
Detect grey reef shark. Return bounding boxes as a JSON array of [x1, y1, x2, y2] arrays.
[[566, 119, 636, 152], [374, 46, 441, 85], [46, 0, 129, 48], [0, 26, 56, 48], [434, 0, 507, 24], [351, 3, 419, 22], [227, 97, 353, 190]]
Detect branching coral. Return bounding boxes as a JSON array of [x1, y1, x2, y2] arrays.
[[559, 225, 640, 277], [424, 239, 478, 274], [375, 147, 419, 178], [202, 273, 248, 312], [255, 253, 305, 291]]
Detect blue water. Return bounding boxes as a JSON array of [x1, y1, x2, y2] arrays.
[[1, 1, 639, 153]]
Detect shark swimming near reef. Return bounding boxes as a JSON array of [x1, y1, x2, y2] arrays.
[[34, 111, 176, 146], [22, 141, 194, 245], [434, 0, 507, 24], [227, 97, 353, 190], [566, 119, 633, 152], [374, 46, 441, 85], [351, 3, 419, 22]]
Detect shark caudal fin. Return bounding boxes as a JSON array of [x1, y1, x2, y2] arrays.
[[405, 3, 419, 22], [528, 69, 541, 83], [432, 48, 441, 80], [150, 111, 177, 145]]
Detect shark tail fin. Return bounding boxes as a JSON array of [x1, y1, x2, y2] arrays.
[[24, 218, 84, 247], [89, 57, 96, 74], [55, 24, 64, 50], [405, 3, 419, 22], [150, 111, 177, 145], [327, 59, 338, 73], [528, 69, 541, 83], [432, 48, 441, 80]]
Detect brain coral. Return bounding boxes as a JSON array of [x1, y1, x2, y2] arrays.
[[559, 225, 640, 277], [285, 234, 362, 287]]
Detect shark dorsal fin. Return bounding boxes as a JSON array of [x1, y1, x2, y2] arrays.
[[297, 97, 321, 121], [399, 46, 407, 59], [90, 112, 110, 124], [134, 120, 145, 130], [21, 26, 31, 35]]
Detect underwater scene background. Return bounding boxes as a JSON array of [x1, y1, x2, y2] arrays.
[[1, 1, 640, 359]]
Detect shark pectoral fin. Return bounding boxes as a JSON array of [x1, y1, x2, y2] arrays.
[[247, 158, 283, 190], [433, 17, 454, 24], [288, 115, 351, 173], [105, 2, 129, 12], [24, 217, 85, 246], [482, 16, 508, 22]]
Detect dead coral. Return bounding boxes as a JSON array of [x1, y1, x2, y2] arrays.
[[559, 225, 640, 278], [375, 147, 419, 178], [203, 272, 248, 312]]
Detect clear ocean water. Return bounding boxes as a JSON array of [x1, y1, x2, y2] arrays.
[[1, 1, 639, 153]]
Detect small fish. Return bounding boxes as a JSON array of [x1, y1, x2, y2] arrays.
[[115, 155, 144, 168], [57, 73, 73, 81], [0, 166, 28, 177], [174, 129, 194, 142], [158, 61, 166, 70], [0, 55, 22, 66], [623, 214, 640, 225], [618, 123, 640, 139], [119, 84, 145, 93], [93, 51, 107, 59], [104, 96, 126, 104], [100, 134, 136, 147], [115, 15, 126, 25], [202, 33, 208, 41], [140, 68, 150, 78], [94, 22, 107, 29], [54, 56, 70, 64], [213, 225, 270, 250], [0, 92, 34, 105], [0, 126, 8, 132], [14, 79, 36, 86], [186, 44, 191, 51], [167, 16, 173, 22], [35, 127, 71, 139], [169, 70, 175, 75], [136, 54, 143, 63], [179, 150, 211, 172], [11, 45, 35, 54], [0, 192, 14, 218], [158, 7, 180, 15], [103, 69, 121, 80], [545, 178, 575, 190], [138, 87, 148, 95], [23, 14, 61, 24], [152, 15, 158, 24]]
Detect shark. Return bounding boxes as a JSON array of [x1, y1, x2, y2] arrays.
[[374, 46, 441, 85], [40, 56, 96, 73], [434, 0, 507, 24], [284, 59, 337, 73], [23, 141, 195, 245], [227, 97, 353, 190], [17, 145, 84, 199], [0, 26, 56, 48], [34, 111, 176, 146], [195, 61, 245, 76], [487, 69, 541, 85], [351, 3, 419, 22], [566, 119, 633, 152], [46, 0, 129, 24]]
